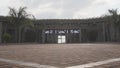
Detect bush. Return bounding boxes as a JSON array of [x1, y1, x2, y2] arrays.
[[3, 33, 12, 43]]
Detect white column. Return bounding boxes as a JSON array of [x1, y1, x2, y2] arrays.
[[79, 29, 82, 43], [42, 29, 45, 43], [103, 22, 106, 42], [0, 22, 2, 43]]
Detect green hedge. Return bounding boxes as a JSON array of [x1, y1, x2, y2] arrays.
[[3, 33, 12, 43]]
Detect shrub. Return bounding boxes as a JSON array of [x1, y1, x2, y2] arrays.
[[3, 33, 12, 43]]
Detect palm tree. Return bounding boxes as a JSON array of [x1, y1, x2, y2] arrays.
[[108, 9, 120, 41], [8, 7, 34, 43], [108, 9, 119, 25]]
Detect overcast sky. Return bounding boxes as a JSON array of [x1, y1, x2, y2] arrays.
[[0, 0, 120, 19]]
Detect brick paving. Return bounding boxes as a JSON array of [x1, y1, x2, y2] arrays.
[[0, 43, 120, 68]]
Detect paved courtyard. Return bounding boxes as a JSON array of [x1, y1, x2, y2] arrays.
[[0, 43, 120, 68]]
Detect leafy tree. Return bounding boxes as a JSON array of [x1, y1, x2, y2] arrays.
[[108, 9, 120, 41], [108, 9, 120, 26]]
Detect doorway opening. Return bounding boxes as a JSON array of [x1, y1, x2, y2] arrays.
[[58, 35, 66, 44]]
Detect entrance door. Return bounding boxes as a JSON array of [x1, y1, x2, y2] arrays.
[[58, 35, 66, 43]]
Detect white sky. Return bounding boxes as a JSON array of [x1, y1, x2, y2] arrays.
[[0, 0, 120, 19]]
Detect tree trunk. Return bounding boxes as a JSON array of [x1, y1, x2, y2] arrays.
[[16, 27, 19, 43], [115, 27, 119, 41], [16, 27, 21, 43], [114, 26, 118, 42]]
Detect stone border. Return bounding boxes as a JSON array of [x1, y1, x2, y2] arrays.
[[66, 58, 120, 68], [0, 58, 59, 68], [1, 57, 120, 68]]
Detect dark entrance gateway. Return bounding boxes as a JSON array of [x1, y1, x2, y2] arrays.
[[44, 29, 80, 43]]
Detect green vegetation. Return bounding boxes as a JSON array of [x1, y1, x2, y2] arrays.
[[8, 7, 34, 43], [108, 9, 120, 26], [3, 33, 12, 43], [108, 9, 120, 41]]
